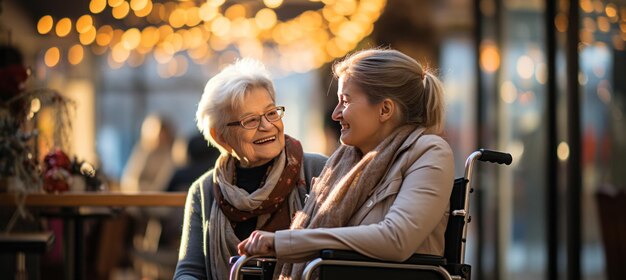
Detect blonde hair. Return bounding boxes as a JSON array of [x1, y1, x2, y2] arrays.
[[196, 58, 276, 153], [333, 49, 445, 134]]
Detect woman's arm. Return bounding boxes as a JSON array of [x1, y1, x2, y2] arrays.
[[173, 178, 210, 279], [274, 139, 454, 262]]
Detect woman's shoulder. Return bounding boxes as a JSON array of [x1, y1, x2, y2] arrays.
[[303, 152, 328, 179], [303, 152, 328, 164], [406, 133, 454, 168], [188, 169, 215, 193], [415, 133, 452, 152]]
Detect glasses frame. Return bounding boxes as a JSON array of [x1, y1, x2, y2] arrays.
[[226, 106, 286, 130]]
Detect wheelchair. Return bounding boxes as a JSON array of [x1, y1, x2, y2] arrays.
[[230, 149, 513, 280]]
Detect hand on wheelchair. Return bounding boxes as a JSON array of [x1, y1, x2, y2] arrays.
[[237, 230, 276, 256]]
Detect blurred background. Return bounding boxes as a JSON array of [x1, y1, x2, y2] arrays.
[[1, 0, 625, 279]]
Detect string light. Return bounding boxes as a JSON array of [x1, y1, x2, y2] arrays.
[[37, 0, 387, 77]]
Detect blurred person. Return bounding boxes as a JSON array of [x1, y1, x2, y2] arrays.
[[173, 58, 327, 279], [166, 133, 220, 192], [116, 114, 176, 278], [121, 114, 176, 193], [238, 49, 455, 280]]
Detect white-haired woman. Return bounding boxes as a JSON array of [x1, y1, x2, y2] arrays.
[[174, 59, 327, 280], [238, 49, 455, 280]]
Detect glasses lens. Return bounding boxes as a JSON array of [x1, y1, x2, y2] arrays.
[[265, 107, 283, 122], [241, 116, 261, 129]]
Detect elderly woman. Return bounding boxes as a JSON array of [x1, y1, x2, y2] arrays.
[[238, 49, 455, 280], [173, 59, 327, 280]]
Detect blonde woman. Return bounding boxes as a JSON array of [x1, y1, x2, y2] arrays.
[[238, 49, 454, 280]]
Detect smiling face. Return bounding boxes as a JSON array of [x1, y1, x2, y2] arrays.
[[217, 87, 285, 167], [332, 76, 387, 154]]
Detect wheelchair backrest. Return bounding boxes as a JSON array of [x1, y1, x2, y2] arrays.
[[443, 177, 470, 264]]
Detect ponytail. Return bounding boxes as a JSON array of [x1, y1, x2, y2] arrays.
[[420, 72, 445, 134]]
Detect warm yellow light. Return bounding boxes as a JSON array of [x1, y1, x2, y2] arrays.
[[613, 34, 625, 51], [122, 28, 141, 49], [299, 11, 323, 31], [580, 29, 594, 44], [140, 26, 160, 48], [169, 8, 186, 28], [30, 98, 41, 114], [207, 0, 226, 8], [225, 4, 247, 19], [516, 55, 534, 79], [76, 15, 93, 33], [164, 33, 184, 53], [55, 18, 72, 37], [185, 27, 204, 48], [112, 1, 130, 19], [209, 36, 229, 51], [199, 3, 218, 21], [188, 44, 209, 60], [479, 43, 500, 73], [597, 16, 611, 32], [96, 25, 114, 46], [134, 0, 152, 17], [107, 54, 124, 69], [606, 4, 617, 17], [255, 8, 277, 30], [185, 7, 201, 27], [333, 0, 357, 16], [44, 47, 60, 67], [37, 15, 54, 35], [79, 26, 97, 45], [338, 21, 362, 42], [108, 0, 124, 8], [326, 39, 343, 58], [211, 17, 231, 37], [557, 142, 569, 161], [127, 52, 145, 68], [154, 45, 173, 64], [68, 44, 84, 65], [90, 0, 107, 14], [583, 17, 596, 32], [111, 43, 130, 63], [593, 0, 604, 13], [555, 13, 568, 33], [263, 0, 283, 9], [322, 6, 343, 22], [173, 54, 188, 77], [500, 81, 517, 104], [580, 0, 593, 13], [130, 0, 148, 11]]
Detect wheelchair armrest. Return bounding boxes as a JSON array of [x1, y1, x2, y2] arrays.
[[319, 249, 447, 266], [229, 255, 277, 265], [229, 255, 277, 280]]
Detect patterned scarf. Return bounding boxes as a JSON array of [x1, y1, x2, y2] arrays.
[[209, 135, 305, 280], [277, 125, 418, 280]]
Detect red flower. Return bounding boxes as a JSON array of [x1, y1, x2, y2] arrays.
[[43, 148, 72, 170]]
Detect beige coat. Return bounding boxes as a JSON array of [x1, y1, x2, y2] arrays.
[[274, 128, 454, 262]]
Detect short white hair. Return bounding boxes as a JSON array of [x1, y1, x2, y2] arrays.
[[196, 58, 276, 154]]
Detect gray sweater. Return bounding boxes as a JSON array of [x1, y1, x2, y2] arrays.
[[173, 153, 327, 279]]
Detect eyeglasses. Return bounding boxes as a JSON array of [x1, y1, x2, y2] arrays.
[[226, 106, 285, 129]]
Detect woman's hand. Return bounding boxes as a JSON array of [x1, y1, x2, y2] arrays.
[[237, 230, 276, 256]]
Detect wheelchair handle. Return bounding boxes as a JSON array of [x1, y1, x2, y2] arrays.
[[477, 149, 512, 165], [230, 254, 252, 280]]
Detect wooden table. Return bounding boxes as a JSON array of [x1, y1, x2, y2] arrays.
[[0, 191, 187, 280], [0, 191, 187, 207]]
